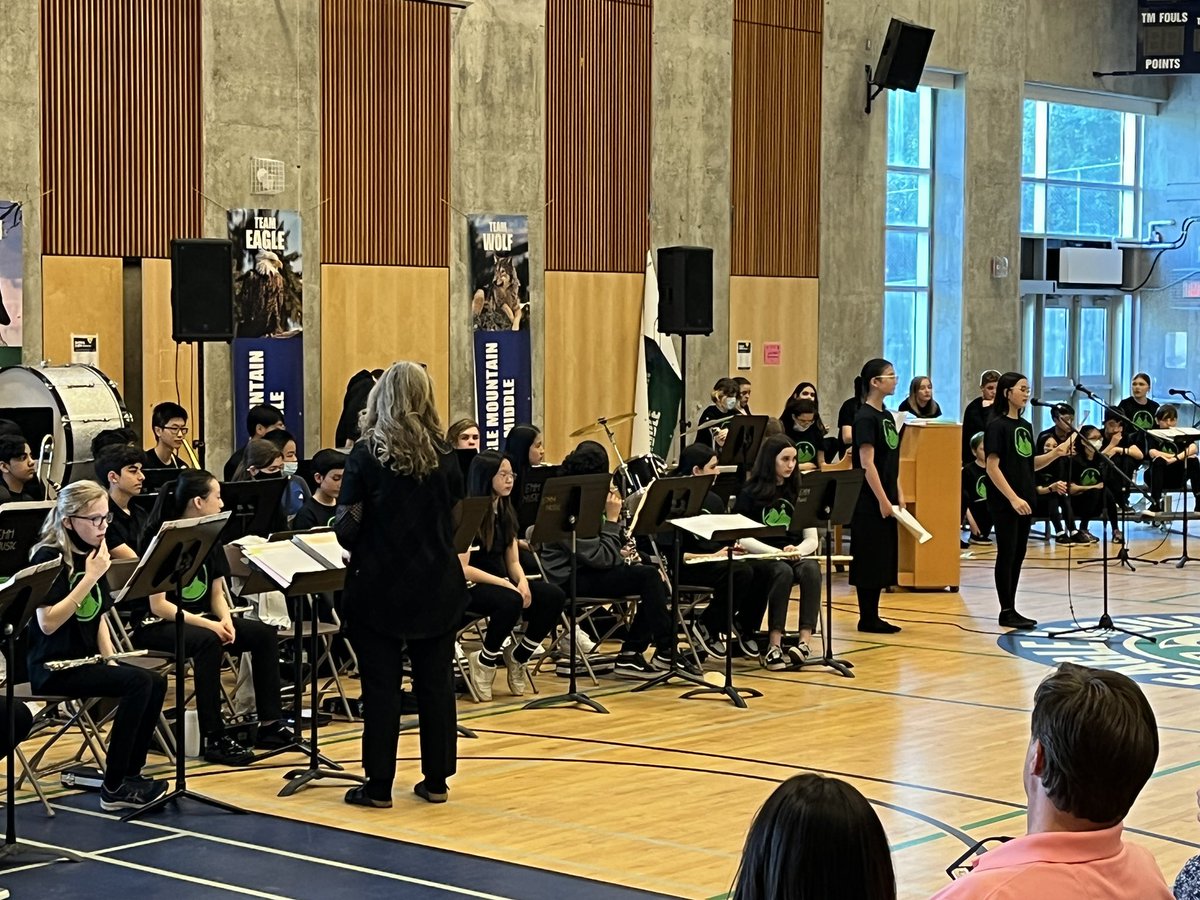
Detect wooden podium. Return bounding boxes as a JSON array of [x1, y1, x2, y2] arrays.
[[897, 422, 961, 591]]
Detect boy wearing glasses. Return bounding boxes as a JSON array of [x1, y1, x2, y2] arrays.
[[144, 402, 189, 469], [0, 434, 46, 504]]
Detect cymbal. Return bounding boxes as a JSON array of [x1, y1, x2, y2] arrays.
[[569, 412, 636, 437], [679, 414, 733, 437]]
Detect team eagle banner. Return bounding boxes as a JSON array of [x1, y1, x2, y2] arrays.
[[228, 209, 305, 455], [469, 214, 532, 452]]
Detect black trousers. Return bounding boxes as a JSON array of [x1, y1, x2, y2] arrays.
[[574, 564, 670, 653], [965, 498, 993, 538], [678, 559, 753, 634], [0, 698, 32, 759], [38, 663, 166, 788], [465, 581, 565, 653], [1035, 491, 1071, 533], [135, 617, 282, 737], [1109, 453, 1141, 506], [353, 627, 457, 800], [1149, 457, 1200, 503], [989, 500, 1032, 613], [1072, 487, 1119, 532]]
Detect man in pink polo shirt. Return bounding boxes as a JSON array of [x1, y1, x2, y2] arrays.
[[931, 663, 1170, 899]]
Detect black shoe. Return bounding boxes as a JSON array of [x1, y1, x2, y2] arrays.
[[857, 619, 901, 634], [1147, 502, 1163, 514], [1112, 529, 1125, 545], [614, 651, 656, 680], [100, 777, 169, 811], [998, 610, 1037, 630], [960, 540, 970, 550], [968, 535, 993, 546], [651, 650, 702, 677], [413, 781, 448, 804], [204, 734, 255, 767], [344, 785, 392, 808], [1055, 531, 1076, 544], [255, 723, 299, 750]]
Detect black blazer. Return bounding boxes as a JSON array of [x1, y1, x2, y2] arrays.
[[336, 442, 468, 640]]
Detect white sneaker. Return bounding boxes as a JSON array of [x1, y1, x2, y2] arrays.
[[501, 643, 529, 696], [466, 651, 496, 702], [554, 627, 596, 655]]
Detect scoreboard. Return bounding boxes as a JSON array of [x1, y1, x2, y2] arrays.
[[1139, 1, 1200, 72]]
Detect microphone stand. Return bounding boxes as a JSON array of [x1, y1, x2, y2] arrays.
[[1172, 389, 1200, 429]]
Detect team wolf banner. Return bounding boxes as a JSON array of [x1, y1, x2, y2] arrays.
[[631, 250, 682, 460], [470, 214, 532, 452], [229, 209, 305, 454], [0, 201, 23, 359]]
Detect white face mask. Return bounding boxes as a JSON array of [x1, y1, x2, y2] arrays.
[[282, 461, 299, 477], [723, 397, 737, 411], [1088, 439, 1103, 450]]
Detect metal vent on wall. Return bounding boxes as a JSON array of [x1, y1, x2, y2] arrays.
[[250, 157, 285, 195]]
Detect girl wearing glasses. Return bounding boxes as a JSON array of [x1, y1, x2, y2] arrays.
[[27, 482, 168, 811]]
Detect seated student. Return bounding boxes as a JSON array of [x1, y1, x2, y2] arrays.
[[504, 422, 547, 508], [0, 435, 46, 504], [732, 774, 895, 900], [732, 435, 822, 667], [961, 369, 1001, 465], [962, 432, 993, 546], [460, 451, 565, 700], [223, 403, 286, 481], [897, 375, 942, 419], [1099, 413, 1143, 512], [931, 663, 1170, 899], [446, 418, 481, 450], [144, 402, 188, 470], [1036, 404, 1079, 543], [1069, 425, 1122, 544], [835, 377, 863, 454], [91, 427, 141, 461], [696, 378, 742, 449], [230, 437, 290, 532], [734, 376, 752, 414], [130, 470, 295, 766], [781, 397, 823, 473], [537, 440, 685, 678], [27, 482, 168, 811], [291, 449, 345, 530], [94, 445, 147, 557], [1146, 404, 1200, 514], [262, 429, 312, 521]]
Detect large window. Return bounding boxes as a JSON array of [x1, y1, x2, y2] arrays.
[[884, 86, 933, 395], [1021, 99, 1141, 238]]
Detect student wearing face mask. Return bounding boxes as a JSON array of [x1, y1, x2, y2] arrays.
[[781, 397, 823, 473], [962, 370, 1001, 465], [263, 429, 313, 522], [1070, 425, 1122, 544], [697, 378, 742, 449], [231, 437, 289, 532]]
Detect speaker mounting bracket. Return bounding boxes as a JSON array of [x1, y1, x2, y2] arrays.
[[865, 65, 886, 115]]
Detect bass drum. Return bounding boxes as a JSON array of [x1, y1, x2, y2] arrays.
[[615, 454, 666, 496], [0, 364, 132, 487]]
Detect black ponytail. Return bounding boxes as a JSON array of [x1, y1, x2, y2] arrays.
[[144, 469, 218, 538]]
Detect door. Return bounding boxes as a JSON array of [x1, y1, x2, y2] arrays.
[[1031, 294, 1116, 431]]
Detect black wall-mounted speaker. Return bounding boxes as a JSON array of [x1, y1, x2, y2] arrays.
[[657, 246, 713, 336], [170, 238, 234, 343], [873, 18, 935, 92]]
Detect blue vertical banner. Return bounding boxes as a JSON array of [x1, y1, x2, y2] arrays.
[[228, 209, 304, 454], [469, 214, 531, 452]]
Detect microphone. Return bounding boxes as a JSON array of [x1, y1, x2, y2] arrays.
[[1169, 388, 1192, 397], [1073, 382, 1098, 398], [1029, 398, 1056, 408]]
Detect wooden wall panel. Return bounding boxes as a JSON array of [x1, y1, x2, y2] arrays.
[[40, 0, 202, 258], [141, 258, 199, 446], [321, 0, 450, 267], [320, 265, 450, 445], [732, 17, 822, 277], [42, 256, 125, 391], [733, 0, 821, 31], [546, 0, 651, 273], [728, 276, 818, 416], [544, 271, 642, 465]]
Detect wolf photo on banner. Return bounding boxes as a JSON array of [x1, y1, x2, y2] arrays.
[[228, 208, 305, 453], [469, 214, 532, 452], [0, 201, 23, 350]]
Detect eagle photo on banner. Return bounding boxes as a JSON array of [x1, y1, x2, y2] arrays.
[[230, 208, 303, 339], [0, 200, 23, 350]]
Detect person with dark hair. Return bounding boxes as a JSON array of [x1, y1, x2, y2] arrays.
[[697, 377, 742, 449], [781, 397, 823, 472], [0, 435, 45, 504], [1117, 372, 1160, 436], [131, 469, 293, 766], [850, 359, 902, 634], [962, 369, 1002, 465], [733, 376, 752, 414], [1035, 403, 1080, 544], [538, 440, 688, 679], [985, 373, 1073, 631], [836, 377, 864, 453], [1146, 404, 1200, 514], [785, 382, 827, 435], [0, 419, 21, 439], [1069, 425, 1122, 544], [94, 444, 147, 557], [1101, 412, 1142, 513], [962, 432, 993, 546], [144, 401, 188, 470], [90, 427, 141, 461], [232, 437, 284, 482], [262, 429, 312, 521], [335, 369, 381, 448], [292, 449, 346, 530], [732, 435, 823, 666], [931, 663, 1169, 898], [503, 423, 548, 522], [223, 403, 286, 481], [460, 451, 564, 700], [897, 375, 942, 419], [446, 418, 481, 450], [732, 773, 895, 900]]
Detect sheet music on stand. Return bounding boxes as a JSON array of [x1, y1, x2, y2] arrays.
[[669, 513, 762, 542]]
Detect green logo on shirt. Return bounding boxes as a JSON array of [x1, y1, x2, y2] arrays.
[[882, 419, 900, 450], [1080, 468, 1100, 487], [975, 476, 988, 500], [181, 564, 208, 605], [795, 441, 816, 464], [69, 573, 102, 622], [1015, 427, 1033, 458], [1133, 410, 1155, 430], [762, 500, 793, 529]]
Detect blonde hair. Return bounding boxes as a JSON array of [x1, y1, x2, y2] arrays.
[[31, 481, 108, 576], [361, 362, 445, 478]]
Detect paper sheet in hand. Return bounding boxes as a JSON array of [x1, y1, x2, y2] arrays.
[[669, 513, 761, 541], [892, 506, 933, 544], [242, 541, 328, 589]]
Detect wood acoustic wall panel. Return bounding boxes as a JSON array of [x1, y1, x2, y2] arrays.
[[40, 0, 202, 258], [141, 258, 199, 447], [729, 276, 818, 413], [42, 256, 124, 390], [732, 18, 822, 277], [546, 0, 651, 273], [733, 0, 821, 31], [321, 0, 450, 267], [544, 271, 642, 465], [320, 265, 450, 445]]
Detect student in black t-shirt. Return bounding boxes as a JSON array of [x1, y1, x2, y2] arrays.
[[26, 481, 168, 811], [95, 444, 148, 557], [984, 373, 1073, 631], [144, 402, 188, 470], [697, 378, 742, 449], [1100, 412, 1142, 511], [961, 369, 1001, 465], [223, 403, 286, 482], [1035, 404, 1079, 543], [734, 376, 753, 414], [836, 378, 863, 454], [849, 360, 902, 634], [1069, 425, 1122, 544], [1146, 404, 1200, 512], [460, 451, 564, 701], [781, 398, 824, 473], [962, 432, 993, 545], [292, 449, 345, 530], [897, 376, 942, 419], [0, 435, 47, 504], [132, 470, 294, 766], [446, 418, 481, 450], [1118, 372, 1161, 438]]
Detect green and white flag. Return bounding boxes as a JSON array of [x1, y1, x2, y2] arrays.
[[632, 251, 682, 459]]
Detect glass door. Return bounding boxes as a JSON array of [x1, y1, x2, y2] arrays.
[[1032, 295, 1116, 431]]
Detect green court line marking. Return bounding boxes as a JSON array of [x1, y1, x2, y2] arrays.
[[1151, 758, 1200, 779], [959, 809, 1026, 830]]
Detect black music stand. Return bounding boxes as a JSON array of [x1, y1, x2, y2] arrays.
[[115, 511, 247, 820], [217, 478, 288, 545], [791, 470, 863, 678], [515, 466, 556, 534], [627, 475, 714, 695], [0, 559, 82, 869], [0, 502, 54, 579], [711, 416, 768, 502], [672, 516, 786, 708], [523, 474, 610, 713]]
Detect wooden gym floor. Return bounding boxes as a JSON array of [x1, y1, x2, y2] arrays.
[[15, 519, 1200, 899]]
